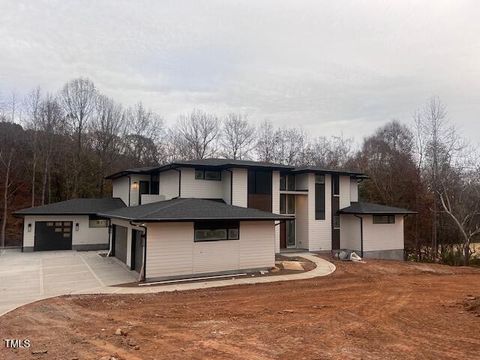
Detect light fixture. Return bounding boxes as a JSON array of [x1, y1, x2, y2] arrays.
[[132, 182, 139, 190], [27, 223, 32, 232], [75, 223, 79, 231]]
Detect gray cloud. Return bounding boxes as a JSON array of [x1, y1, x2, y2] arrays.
[[1, 0, 479, 144]]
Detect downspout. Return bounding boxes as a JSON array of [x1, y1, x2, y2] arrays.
[[131, 221, 148, 282], [106, 219, 112, 257], [225, 169, 233, 204], [354, 214, 364, 257]]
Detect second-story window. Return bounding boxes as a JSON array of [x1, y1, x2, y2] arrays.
[[315, 175, 325, 220], [333, 175, 340, 196], [280, 194, 295, 214], [195, 169, 221, 181]]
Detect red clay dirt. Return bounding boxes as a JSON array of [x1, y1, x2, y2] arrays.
[[1, 260, 479, 360]]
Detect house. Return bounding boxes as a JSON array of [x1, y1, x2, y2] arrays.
[[15, 158, 415, 281]]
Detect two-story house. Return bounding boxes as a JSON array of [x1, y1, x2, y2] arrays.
[[16, 158, 415, 281]]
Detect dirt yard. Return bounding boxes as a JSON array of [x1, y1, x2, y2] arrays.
[[1, 260, 479, 360]]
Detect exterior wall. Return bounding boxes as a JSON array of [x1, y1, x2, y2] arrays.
[[339, 176, 351, 209], [295, 195, 309, 249], [363, 215, 404, 252], [23, 215, 109, 251], [307, 173, 332, 251], [180, 168, 226, 200], [272, 171, 280, 252], [159, 170, 180, 200], [112, 177, 129, 205], [295, 173, 309, 190], [129, 174, 151, 206], [350, 179, 359, 203], [231, 168, 248, 207], [340, 214, 361, 252], [145, 221, 275, 280]]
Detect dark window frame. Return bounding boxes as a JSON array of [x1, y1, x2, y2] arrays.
[[315, 175, 326, 220], [373, 215, 395, 224], [332, 175, 340, 196], [88, 215, 108, 228], [194, 220, 240, 242], [195, 169, 222, 181]]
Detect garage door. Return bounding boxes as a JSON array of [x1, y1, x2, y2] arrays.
[[113, 225, 128, 264], [34, 221, 72, 251]]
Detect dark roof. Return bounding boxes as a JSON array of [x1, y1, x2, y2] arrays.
[[15, 198, 126, 216], [98, 198, 292, 222], [162, 158, 294, 171], [105, 166, 158, 179], [292, 166, 367, 178], [339, 202, 417, 215]]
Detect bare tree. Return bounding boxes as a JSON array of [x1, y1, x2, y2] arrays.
[[220, 113, 255, 160], [255, 120, 279, 163], [60, 78, 97, 196], [171, 109, 220, 160]]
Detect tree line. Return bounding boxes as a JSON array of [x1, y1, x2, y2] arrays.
[[1, 78, 479, 265]]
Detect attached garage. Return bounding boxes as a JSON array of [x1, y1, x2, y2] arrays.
[[15, 198, 126, 252], [34, 221, 72, 251]]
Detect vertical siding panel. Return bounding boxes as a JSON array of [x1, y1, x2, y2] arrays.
[[339, 176, 351, 209], [159, 170, 180, 199], [232, 168, 248, 207], [308, 173, 332, 251]]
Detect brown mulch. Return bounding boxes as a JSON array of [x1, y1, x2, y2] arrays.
[[1, 260, 480, 360]]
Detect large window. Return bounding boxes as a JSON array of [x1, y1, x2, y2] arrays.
[[280, 174, 296, 191], [373, 215, 395, 224], [280, 194, 295, 214], [332, 175, 340, 196], [195, 169, 222, 181], [194, 221, 240, 242], [315, 175, 325, 220], [248, 170, 272, 194]]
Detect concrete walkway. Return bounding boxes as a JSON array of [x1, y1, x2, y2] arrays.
[[0, 251, 335, 316]]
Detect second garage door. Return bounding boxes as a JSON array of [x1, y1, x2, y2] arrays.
[[113, 225, 128, 264]]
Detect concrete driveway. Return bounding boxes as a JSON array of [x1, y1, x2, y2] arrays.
[[0, 250, 137, 316]]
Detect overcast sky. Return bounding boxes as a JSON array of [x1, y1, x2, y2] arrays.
[[1, 0, 479, 144]]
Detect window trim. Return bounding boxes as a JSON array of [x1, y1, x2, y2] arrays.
[[88, 215, 108, 228], [194, 220, 240, 242], [373, 215, 396, 224]]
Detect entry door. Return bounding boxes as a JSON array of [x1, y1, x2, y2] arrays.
[[34, 221, 72, 251], [131, 230, 144, 272], [286, 220, 296, 248]]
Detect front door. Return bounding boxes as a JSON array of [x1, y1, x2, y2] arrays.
[[113, 225, 128, 264], [280, 221, 287, 249], [280, 220, 296, 249]]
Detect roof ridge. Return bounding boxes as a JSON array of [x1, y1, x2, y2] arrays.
[[139, 198, 189, 219]]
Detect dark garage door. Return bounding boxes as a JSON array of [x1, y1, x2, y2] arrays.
[[34, 221, 72, 251], [131, 230, 144, 272], [113, 225, 128, 264]]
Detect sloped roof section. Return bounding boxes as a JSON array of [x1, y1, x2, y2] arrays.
[[292, 166, 367, 178], [339, 202, 417, 215], [15, 198, 126, 216], [105, 166, 158, 179], [98, 198, 292, 222]]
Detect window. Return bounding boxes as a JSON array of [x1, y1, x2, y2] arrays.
[[280, 194, 295, 214], [332, 175, 339, 196], [195, 169, 221, 181], [205, 170, 221, 181], [194, 221, 240, 241], [280, 175, 287, 191], [315, 175, 325, 220], [333, 215, 340, 229], [373, 215, 395, 224], [280, 194, 286, 214], [287, 175, 296, 191], [89, 215, 108, 228], [248, 170, 272, 194]]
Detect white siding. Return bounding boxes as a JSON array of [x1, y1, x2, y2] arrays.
[[339, 176, 351, 209], [340, 214, 361, 252], [145, 221, 275, 280], [231, 168, 248, 207], [129, 174, 151, 206], [363, 215, 404, 251], [23, 215, 109, 248], [350, 179, 359, 203], [180, 168, 225, 199], [112, 177, 129, 205], [308, 173, 332, 251], [295, 195, 309, 249], [159, 170, 179, 200]]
